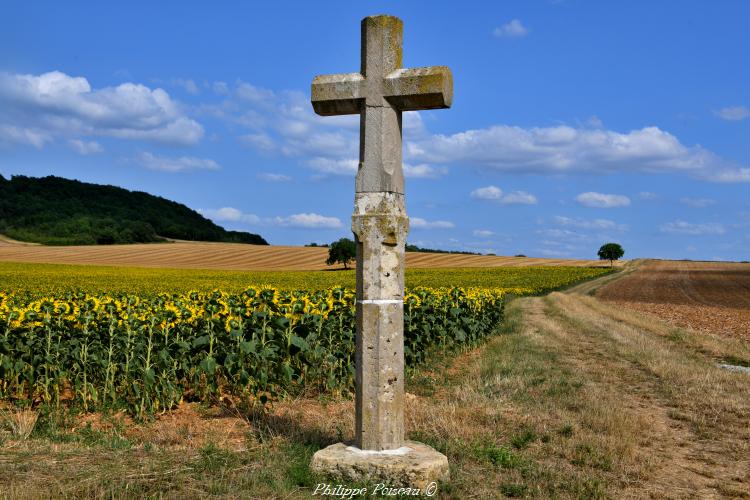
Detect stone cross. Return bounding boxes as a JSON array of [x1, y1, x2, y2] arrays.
[[311, 15, 452, 452]]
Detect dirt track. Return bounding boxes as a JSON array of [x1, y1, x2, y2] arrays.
[[0, 238, 610, 271], [597, 260, 750, 341]]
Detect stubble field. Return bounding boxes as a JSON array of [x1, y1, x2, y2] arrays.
[[597, 259, 750, 342], [0, 238, 613, 271]]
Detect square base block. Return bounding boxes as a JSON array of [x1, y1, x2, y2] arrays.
[[310, 440, 448, 489]]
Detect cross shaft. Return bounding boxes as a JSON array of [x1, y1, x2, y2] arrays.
[[311, 15, 452, 451]]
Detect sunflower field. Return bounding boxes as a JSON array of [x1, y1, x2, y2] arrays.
[[0, 263, 611, 416]]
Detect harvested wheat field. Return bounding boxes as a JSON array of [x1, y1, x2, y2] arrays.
[[0, 238, 612, 271], [597, 259, 750, 342]]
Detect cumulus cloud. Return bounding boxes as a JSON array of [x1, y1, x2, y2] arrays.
[[501, 191, 537, 205], [576, 192, 631, 208], [659, 220, 725, 235], [680, 197, 716, 208], [473, 229, 495, 238], [137, 152, 219, 172], [240, 133, 276, 151], [0, 124, 51, 148], [199, 208, 341, 229], [493, 19, 528, 38], [553, 216, 627, 231], [0, 70, 203, 147], [257, 172, 291, 182], [403, 163, 447, 179], [471, 185, 503, 200], [715, 106, 750, 121], [68, 139, 103, 155], [199, 207, 260, 224], [171, 78, 199, 95], [272, 213, 342, 229], [639, 191, 659, 200], [406, 124, 750, 183], [471, 185, 537, 204], [708, 168, 750, 183], [410, 217, 455, 230], [306, 157, 358, 175]]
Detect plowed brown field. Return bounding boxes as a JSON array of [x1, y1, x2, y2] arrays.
[[0, 238, 610, 271], [597, 260, 750, 341]]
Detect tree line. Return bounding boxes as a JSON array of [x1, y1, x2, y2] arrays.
[[0, 175, 268, 246]]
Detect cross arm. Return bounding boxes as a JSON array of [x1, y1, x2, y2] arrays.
[[384, 66, 453, 111], [311, 72, 365, 116]]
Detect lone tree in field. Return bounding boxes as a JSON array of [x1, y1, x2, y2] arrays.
[[326, 237, 356, 269], [598, 242, 624, 267]]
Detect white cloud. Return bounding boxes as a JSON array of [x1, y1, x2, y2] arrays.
[[639, 191, 659, 200], [576, 192, 631, 208], [403, 163, 447, 179], [659, 220, 725, 235], [68, 139, 103, 155], [471, 185, 537, 204], [0, 70, 204, 146], [0, 124, 51, 148], [680, 197, 716, 208], [199, 207, 260, 224], [307, 157, 358, 175], [212, 81, 229, 95], [171, 78, 199, 95], [273, 213, 342, 229], [473, 229, 495, 238], [257, 172, 291, 182], [708, 168, 750, 183], [406, 124, 750, 183], [199, 208, 340, 229], [471, 185, 503, 200], [137, 152, 219, 173], [493, 19, 528, 38], [410, 217, 455, 230], [501, 190, 537, 205], [236, 82, 275, 103], [715, 106, 750, 121], [553, 216, 626, 231], [240, 133, 276, 151]]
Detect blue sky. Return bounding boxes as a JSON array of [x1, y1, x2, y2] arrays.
[[1, 1, 748, 261]]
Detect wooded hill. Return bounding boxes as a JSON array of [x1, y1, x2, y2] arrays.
[[0, 175, 268, 246]]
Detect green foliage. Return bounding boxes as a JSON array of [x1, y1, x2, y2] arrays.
[[597, 243, 625, 267], [0, 286, 504, 417], [0, 174, 267, 245], [325, 238, 356, 269]]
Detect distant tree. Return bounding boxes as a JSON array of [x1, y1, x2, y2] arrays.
[[326, 238, 356, 269], [597, 243, 624, 267], [305, 242, 318, 247], [514, 254, 527, 258]]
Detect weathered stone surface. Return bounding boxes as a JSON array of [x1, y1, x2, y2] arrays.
[[351, 192, 408, 450], [310, 13, 452, 467], [385, 66, 453, 110], [311, 14, 452, 194], [310, 441, 449, 489]]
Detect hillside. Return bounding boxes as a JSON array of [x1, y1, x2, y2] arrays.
[[0, 238, 612, 270], [0, 175, 268, 245]]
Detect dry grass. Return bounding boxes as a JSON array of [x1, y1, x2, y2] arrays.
[[0, 237, 614, 271], [1, 271, 748, 498], [0, 407, 39, 441]]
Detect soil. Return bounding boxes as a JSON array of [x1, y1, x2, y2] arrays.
[[597, 260, 750, 342]]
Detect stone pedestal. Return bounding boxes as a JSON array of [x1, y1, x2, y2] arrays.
[[310, 441, 449, 489]]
